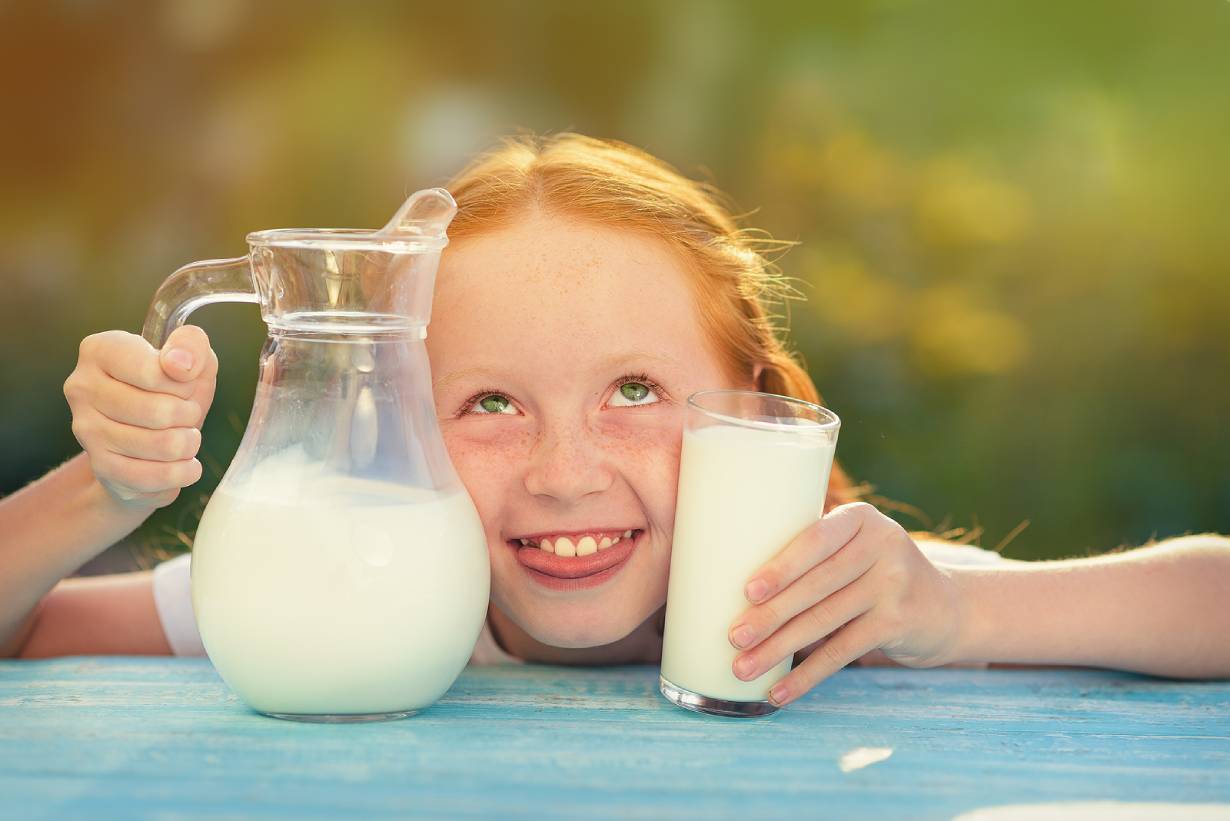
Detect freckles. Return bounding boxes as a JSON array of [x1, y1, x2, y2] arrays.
[[443, 424, 534, 456], [442, 427, 533, 493], [596, 418, 680, 459], [645, 427, 683, 486], [655, 436, 684, 522], [598, 419, 683, 506]]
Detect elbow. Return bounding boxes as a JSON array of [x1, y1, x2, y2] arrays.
[[1, 600, 46, 658]]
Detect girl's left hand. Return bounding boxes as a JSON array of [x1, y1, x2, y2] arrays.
[[728, 502, 965, 708]]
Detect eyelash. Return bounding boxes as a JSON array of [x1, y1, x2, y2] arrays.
[[456, 372, 666, 417]]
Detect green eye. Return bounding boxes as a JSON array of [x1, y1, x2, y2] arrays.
[[477, 394, 512, 414], [611, 379, 660, 407], [620, 382, 650, 402]]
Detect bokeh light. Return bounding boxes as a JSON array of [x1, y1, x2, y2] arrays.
[[2, 0, 1227, 568]]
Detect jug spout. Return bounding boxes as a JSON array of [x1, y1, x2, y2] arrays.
[[378, 187, 458, 239]]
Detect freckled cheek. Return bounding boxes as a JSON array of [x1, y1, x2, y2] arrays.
[[599, 420, 683, 532], [648, 446, 683, 538], [441, 426, 534, 519]]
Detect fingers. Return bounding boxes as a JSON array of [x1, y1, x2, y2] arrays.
[[158, 325, 216, 384], [744, 502, 877, 604], [101, 417, 202, 462], [94, 451, 203, 496], [732, 579, 874, 686], [71, 406, 204, 503], [67, 327, 215, 511], [77, 326, 216, 394], [104, 483, 183, 508], [91, 378, 201, 429], [729, 536, 876, 652], [765, 612, 883, 707], [79, 331, 193, 398]]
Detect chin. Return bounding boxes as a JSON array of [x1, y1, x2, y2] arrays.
[[490, 537, 673, 650], [521, 602, 641, 649]]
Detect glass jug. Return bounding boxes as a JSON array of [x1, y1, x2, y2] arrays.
[[141, 188, 489, 722]]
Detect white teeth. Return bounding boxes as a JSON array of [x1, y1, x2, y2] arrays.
[[523, 532, 638, 556]]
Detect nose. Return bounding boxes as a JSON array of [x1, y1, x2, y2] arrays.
[[523, 422, 616, 503]]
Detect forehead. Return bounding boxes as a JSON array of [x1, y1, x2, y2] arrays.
[[429, 213, 717, 372]]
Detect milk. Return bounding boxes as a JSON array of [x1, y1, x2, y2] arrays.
[[190, 448, 490, 717], [661, 422, 837, 703]]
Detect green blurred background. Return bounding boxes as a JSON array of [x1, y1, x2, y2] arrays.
[[2, 0, 1227, 570]]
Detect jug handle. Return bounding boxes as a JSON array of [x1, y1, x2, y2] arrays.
[[141, 256, 260, 349]]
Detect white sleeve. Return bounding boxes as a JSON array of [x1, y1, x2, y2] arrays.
[[917, 540, 1008, 567], [152, 553, 206, 657]]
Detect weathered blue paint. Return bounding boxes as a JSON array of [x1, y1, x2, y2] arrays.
[[1, 658, 1228, 819]]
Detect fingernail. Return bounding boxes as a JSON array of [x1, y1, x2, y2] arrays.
[[769, 684, 789, 705], [166, 349, 194, 371], [733, 655, 756, 680], [745, 579, 769, 603], [730, 624, 756, 649]]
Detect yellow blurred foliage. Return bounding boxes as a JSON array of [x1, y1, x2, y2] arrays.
[[3, 0, 1226, 560], [910, 285, 1030, 376], [914, 157, 1032, 247], [809, 254, 905, 343], [817, 130, 903, 211], [807, 254, 1030, 376]]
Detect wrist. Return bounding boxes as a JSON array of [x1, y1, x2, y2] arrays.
[[66, 454, 159, 537], [85, 478, 159, 522], [939, 567, 990, 666]]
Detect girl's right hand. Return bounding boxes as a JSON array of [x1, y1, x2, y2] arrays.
[[63, 326, 218, 510]]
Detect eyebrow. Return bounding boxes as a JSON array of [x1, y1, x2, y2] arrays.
[[432, 350, 686, 393]]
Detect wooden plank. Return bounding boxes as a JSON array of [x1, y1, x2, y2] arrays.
[[1, 658, 1228, 819]]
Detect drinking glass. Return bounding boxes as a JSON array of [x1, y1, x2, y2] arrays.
[[660, 389, 840, 717]]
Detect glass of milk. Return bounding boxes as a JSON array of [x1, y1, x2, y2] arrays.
[[660, 390, 839, 717]]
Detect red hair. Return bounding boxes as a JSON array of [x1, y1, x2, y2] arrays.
[[443, 133, 859, 511]]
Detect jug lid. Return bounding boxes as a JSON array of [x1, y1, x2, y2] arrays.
[[245, 188, 458, 252]]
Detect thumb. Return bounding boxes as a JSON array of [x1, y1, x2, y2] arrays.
[[159, 325, 213, 383]]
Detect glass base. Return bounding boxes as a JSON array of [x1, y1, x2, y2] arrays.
[[659, 675, 779, 718], [261, 710, 418, 723]]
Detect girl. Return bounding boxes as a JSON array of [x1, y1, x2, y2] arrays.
[[2, 134, 1228, 705]]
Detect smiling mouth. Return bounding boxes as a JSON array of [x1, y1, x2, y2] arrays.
[[507, 529, 644, 580], [514, 530, 636, 554]]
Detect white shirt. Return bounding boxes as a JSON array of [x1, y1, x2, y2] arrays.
[[153, 541, 1005, 665]]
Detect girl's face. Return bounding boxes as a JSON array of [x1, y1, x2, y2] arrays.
[[426, 211, 745, 648]]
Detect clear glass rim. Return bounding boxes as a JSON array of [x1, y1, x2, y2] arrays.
[[686, 389, 841, 434], [246, 227, 448, 251]]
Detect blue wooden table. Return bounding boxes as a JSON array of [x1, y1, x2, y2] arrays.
[[2, 658, 1228, 819]]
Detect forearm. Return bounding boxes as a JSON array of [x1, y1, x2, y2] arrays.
[[948, 535, 1230, 678], [0, 453, 153, 654]]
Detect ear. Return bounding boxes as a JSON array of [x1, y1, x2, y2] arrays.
[[751, 361, 767, 389]]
